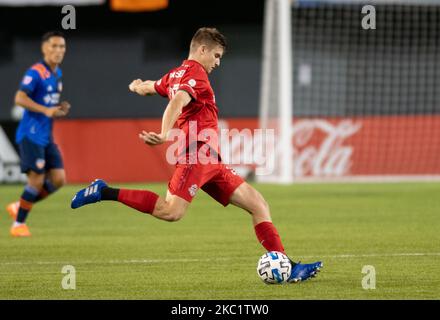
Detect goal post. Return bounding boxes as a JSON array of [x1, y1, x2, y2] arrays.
[[258, 0, 440, 183], [258, 0, 293, 184]]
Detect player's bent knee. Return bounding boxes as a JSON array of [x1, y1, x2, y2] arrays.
[[167, 213, 183, 222], [54, 177, 66, 188], [152, 195, 189, 222], [31, 182, 45, 190], [49, 177, 65, 189], [169, 206, 187, 222], [158, 205, 186, 222], [27, 177, 45, 190], [49, 171, 66, 188], [162, 210, 185, 222]]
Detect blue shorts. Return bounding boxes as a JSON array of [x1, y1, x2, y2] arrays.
[[18, 138, 64, 174]]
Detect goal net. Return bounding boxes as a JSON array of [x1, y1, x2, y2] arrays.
[[258, 0, 440, 183]]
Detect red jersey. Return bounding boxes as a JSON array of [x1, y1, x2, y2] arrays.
[[154, 60, 220, 157]]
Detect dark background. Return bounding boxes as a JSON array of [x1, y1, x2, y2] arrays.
[[0, 0, 265, 120], [1, 2, 439, 120], [290, 5, 440, 117]]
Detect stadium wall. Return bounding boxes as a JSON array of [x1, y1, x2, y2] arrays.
[[0, 1, 265, 121], [1, 2, 439, 183], [51, 116, 440, 183]]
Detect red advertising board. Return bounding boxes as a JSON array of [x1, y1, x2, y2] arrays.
[[53, 115, 440, 183]]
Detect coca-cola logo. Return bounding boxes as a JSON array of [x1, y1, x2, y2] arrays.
[[219, 119, 362, 178], [292, 119, 362, 177]]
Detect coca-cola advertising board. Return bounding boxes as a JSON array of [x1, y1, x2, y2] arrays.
[[53, 115, 440, 183]]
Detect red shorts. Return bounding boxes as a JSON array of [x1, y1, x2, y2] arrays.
[[168, 156, 245, 206]]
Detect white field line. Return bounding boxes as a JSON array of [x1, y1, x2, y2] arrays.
[[292, 175, 440, 183], [0, 252, 439, 266]]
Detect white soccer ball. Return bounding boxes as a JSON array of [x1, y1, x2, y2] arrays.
[[256, 251, 292, 284]]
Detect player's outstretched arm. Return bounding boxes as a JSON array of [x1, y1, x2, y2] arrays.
[[15, 90, 67, 118], [128, 79, 157, 96]]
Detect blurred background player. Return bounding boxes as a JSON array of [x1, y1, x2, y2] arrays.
[[6, 31, 71, 237], [71, 27, 322, 283]]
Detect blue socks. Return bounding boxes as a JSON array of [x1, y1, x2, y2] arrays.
[[16, 185, 39, 224]]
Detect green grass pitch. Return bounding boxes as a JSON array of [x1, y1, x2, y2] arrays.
[[0, 182, 439, 299]]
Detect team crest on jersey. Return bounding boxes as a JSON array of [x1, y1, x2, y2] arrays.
[[22, 76, 33, 85], [188, 79, 196, 87], [35, 158, 46, 170], [188, 184, 198, 197], [226, 166, 238, 176], [47, 85, 53, 92]]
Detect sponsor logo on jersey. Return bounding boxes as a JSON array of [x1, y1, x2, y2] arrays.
[[170, 70, 186, 79], [43, 93, 60, 105]]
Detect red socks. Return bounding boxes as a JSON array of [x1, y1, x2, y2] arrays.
[[254, 221, 285, 254], [117, 189, 159, 214]]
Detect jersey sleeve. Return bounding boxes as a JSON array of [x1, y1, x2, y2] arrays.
[[177, 67, 208, 101], [154, 73, 170, 97], [19, 69, 40, 95]]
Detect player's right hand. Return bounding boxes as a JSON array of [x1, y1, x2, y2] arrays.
[[59, 101, 71, 114], [139, 130, 166, 146], [129, 79, 154, 96], [45, 106, 67, 118]]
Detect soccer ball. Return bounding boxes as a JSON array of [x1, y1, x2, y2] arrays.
[[256, 251, 292, 284]]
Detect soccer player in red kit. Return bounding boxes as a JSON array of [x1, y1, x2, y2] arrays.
[[71, 27, 322, 282]]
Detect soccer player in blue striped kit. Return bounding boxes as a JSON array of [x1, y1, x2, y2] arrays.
[[6, 31, 70, 237]]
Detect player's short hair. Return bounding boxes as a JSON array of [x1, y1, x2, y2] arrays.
[[42, 31, 65, 43], [190, 27, 227, 52]]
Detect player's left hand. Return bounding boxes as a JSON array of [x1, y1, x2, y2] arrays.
[[139, 130, 167, 146]]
